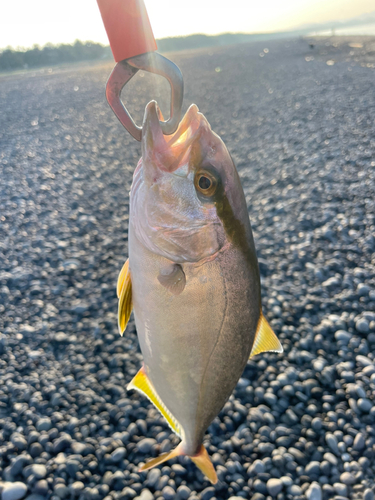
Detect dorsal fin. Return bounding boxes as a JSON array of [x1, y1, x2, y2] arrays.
[[118, 259, 132, 336], [250, 312, 283, 358], [127, 366, 183, 438]]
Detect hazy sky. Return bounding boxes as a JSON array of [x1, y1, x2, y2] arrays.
[[0, 0, 374, 50]]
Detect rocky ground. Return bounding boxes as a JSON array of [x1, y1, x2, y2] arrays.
[[0, 36, 375, 500]]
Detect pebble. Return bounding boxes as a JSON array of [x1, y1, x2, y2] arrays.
[[266, 479, 283, 496], [364, 489, 375, 500], [353, 433, 365, 451], [2, 483, 28, 500], [110, 447, 126, 462], [23, 465, 47, 479], [146, 469, 161, 488], [340, 472, 356, 485], [137, 490, 153, 500], [1, 37, 375, 500], [176, 485, 191, 500], [137, 438, 157, 454], [306, 483, 322, 500], [326, 433, 339, 455], [333, 483, 348, 496], [36, 418, 52, 432], [200, 487, 215, 500]]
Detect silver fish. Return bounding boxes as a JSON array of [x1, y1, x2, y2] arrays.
[[117, 101, 283, 483]]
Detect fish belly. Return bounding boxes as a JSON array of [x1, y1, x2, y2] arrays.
[[129, 230, 260, 454]]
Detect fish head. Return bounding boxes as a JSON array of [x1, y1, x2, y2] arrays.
[[130, 101, 251, 264]]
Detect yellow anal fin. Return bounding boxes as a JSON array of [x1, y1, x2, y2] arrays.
[[127, 366, 183, 438], [250, 312, 283, 358], [117, 258, 129, 298], [118, 260, 132, 336], [191, 444, 218, 484], [138, 442, 217, 485]]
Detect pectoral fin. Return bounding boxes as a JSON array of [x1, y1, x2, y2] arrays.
[[118, 259, 132, 336], [157, 264, 186, 295], [250, 312, 283, 358], [127, 366, 183, 438]]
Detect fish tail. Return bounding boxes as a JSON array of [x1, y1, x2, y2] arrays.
[[190, 444, 217, 484], [139, 442, 217, 484]]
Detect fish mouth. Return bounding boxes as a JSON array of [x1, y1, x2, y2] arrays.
[[141, 101, 207, 173]]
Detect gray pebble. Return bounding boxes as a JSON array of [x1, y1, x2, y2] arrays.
[[266, 479, 283, 497], [137, 490, 153, 500], [110, 447, 126, 462], [146, 469, 161, 488], [137, 438, 157, 454], [35, 418, 52, 432], [248, 460, 265, 475], [200, 487, 215, 500], [339, 472, 356, 485], [364, 489, 375, 500], [176, 485, 190, 500], [357, 398, 372, 412], [333, 483, 348, 496], [69, 482, 84, 495], [305, 461, 320, 477], [23, 465, 46, 480], [306, 483, 322, 500], [356, 318, 369, 333], [325, 433, 339, 455], [2, 483, 28, 500], [335, 330, 351, 344], [353, 433, 365, 451], [162, 486, 175, 500]]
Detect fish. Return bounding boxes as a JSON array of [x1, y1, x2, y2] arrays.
[[117, 101, 283, 484]]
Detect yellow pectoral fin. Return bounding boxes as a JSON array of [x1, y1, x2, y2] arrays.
[[118, 261, 132, 336], [127, 366, 183, 438], [117, 258, 129, 298], [250, 312, 283, 358]]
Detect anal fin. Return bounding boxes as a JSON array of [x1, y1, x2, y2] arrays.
[[127, 366, 182, 438], [250, 312, 283, 358]]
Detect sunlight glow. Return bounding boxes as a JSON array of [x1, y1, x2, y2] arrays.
[[0, 0, 374, 50]]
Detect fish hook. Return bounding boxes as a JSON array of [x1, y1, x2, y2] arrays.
[[97, 0, 184, 141]]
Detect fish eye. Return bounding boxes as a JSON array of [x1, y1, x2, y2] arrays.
[[199, 176, 212, 190], [194, 170, 217, 197]]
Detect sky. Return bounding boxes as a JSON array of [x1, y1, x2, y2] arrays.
[[0, 0, 374, 50]]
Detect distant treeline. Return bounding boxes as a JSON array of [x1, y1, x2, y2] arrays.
[[0, 40, 111, 72], [0, 32, 294, 72]]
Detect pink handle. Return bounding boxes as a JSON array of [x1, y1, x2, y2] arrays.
[[97, 0, 157, 62]]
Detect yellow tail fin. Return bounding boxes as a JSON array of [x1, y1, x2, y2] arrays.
[[191, 445, 218, 484], [138, 442, 217, 484]]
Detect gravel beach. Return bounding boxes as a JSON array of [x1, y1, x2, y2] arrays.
[[0, 36, 375, 500]]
